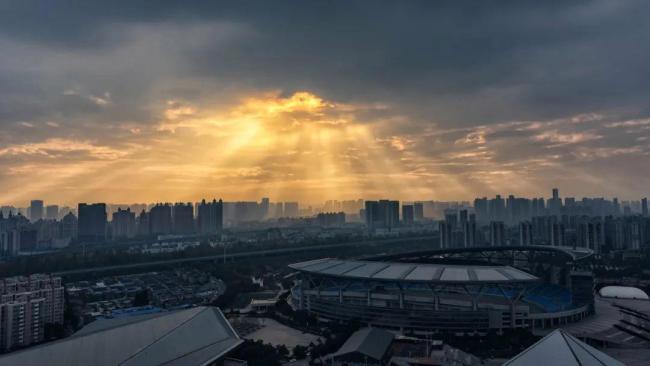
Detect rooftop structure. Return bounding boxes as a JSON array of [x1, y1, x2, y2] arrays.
[[504, 329, 625, 366], [289, 258, 538, 284], [0, 306, 241, 366], [327, 327, 395, 365], [599, 286, 649, 300]]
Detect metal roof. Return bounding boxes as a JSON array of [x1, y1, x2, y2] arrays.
[[329, 327, 395, 361], [0, 307, 242, 366], [289, 258, 538, 284], [504, 329, 625, 366]]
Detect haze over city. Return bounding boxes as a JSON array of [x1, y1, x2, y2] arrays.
[[1, 1, 650, 206]]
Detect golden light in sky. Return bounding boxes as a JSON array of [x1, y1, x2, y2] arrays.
[[0, 91, 445, 205]]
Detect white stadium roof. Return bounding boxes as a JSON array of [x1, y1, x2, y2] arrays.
[[0, 306, 242, 366], [289, 258, 538, 284], [599, 286, 649, 300]]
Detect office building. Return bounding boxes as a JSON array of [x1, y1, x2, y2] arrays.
[[643, 198, 648, 217], [0, 274, 64, 352], [77, 203, 107, 242], [172, 203, 194, 235], [29, 200, 44, 222], [112, 208, 136, 239]]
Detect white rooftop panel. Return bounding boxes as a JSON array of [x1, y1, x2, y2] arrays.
[[473, 268, 509, 281], [346, 262, 390, 278], [404, 266, 441, 281], [439, 267, 470, 282], [301, 259, 344, 272], [321, 261, 366, 275], [372, 264, 415, 280]]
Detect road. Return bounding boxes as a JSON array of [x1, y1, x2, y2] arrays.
[[53, 235, 437, 276]]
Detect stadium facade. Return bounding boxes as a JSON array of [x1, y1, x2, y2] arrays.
[[290, 246, 595, 334]]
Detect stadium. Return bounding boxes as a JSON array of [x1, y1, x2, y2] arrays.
[[289, 246, 595, 334]]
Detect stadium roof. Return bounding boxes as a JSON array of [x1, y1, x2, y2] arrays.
[[503, 329, 625, 366], [328, 327, 395, 361], [0, 306, 242, 366], [289, 258, 538, 284]]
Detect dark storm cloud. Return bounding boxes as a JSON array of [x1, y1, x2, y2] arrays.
[[1, 0, 649, 201]]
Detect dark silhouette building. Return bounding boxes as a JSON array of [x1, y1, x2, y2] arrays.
[[77, 203, 107, 242]]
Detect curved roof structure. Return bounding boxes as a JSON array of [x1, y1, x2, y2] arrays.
[[289, 258, 538, 284], [599, 286, 649, 300], [369, 245, 594, 263]]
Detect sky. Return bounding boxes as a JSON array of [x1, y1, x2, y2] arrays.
[[1, 1, 649, 206]]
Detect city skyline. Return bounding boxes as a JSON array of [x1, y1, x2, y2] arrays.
[[2, 2, 650, 204]]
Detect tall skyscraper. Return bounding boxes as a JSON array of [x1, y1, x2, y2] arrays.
[[489, 221, 505, 246], [77, 203, 107, 242], [642, 197, 648, 217], [197, 199, 223, 235], [112, 208, 136, 239], [402, 205, 414, 225], [149, 204, 173, 235], [365, 200, 399, 231], [519, 221, 533, 246], [413, 202, 424, 221], [29, 200, 43, 222], [172, 203, 194, 235]]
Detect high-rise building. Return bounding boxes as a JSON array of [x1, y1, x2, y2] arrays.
[[59, 212, 77, 240], [642, 197, 648, 217], [402, 205, 414, 225], [197, 199, 223, 235], [149, 204, 172, 235], [577, 218, 604, 252], [439, 220, 452, 249], [489, 221, 505, 246], [413, 202, 424, 221], [77, 203, 107, 242], [549, 221, 565, 246], [136, 210, 150, 236], [462, 214, 476, 247], [365, 200, 399, 231], [29, 200, 44, 222], [0, 274, 64, 352], [172, 203, 194, 235], [45, 205, 59, 220], [112, 208, 136, 239], [519, 221, 533, 246]]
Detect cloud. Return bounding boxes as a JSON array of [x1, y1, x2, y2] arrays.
[[1, 2, 650, 203]]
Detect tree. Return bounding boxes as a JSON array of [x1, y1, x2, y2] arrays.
[[293, 345, 308, 359]]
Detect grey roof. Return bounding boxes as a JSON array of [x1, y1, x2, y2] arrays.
[[329, 327, 395, 361], [290, 258, 538, 284], [504, 329, 626, 366], [0, 306, 242, 366]]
